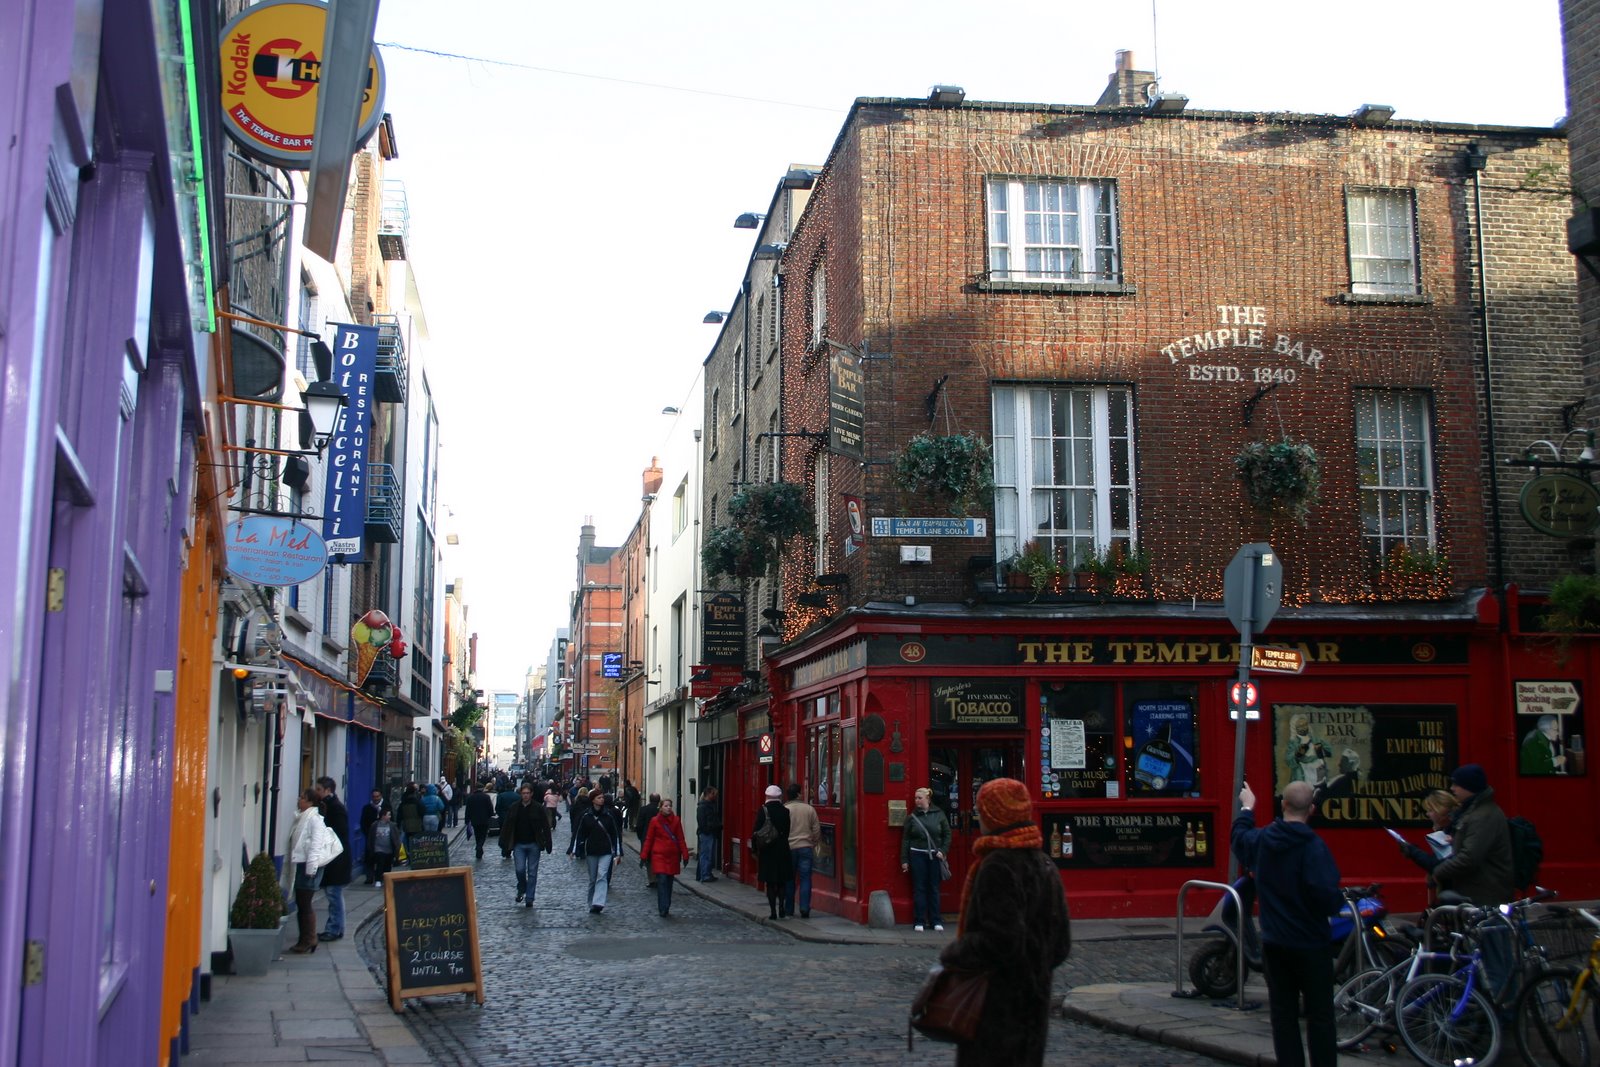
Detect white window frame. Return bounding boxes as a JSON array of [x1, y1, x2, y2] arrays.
[[671, 478, 688, 539], [1355, 388, 1436, 557], [991, 384, 1136, 572], [810, 262, 827, 350], [986, 178, 1120, 284], [732, 343, 744, 418], [814, 458, 829, 576], [709, 389, 720, 454], [1346, 188, 1419, 295]]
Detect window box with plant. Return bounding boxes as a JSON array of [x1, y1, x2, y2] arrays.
[[1011, 539, 1066, 598], [1111, 541, 1152, 598], [1236, 435, 1322, 526], [228, 851, 288, 975], [1373, 543, 1450, 600], [893, 432, 995, 517], [1073, 545, 1118, 597]]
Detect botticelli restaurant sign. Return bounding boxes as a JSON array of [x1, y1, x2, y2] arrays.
[[219, 0, 386, 169], [930, 678, 1024, 729], [1518, 474, 1600, 537]]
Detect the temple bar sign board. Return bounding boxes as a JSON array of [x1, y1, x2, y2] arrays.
[[383, 867, 484, 1011]]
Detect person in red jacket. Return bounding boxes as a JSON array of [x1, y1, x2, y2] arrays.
[[639, 797, 690, 917]]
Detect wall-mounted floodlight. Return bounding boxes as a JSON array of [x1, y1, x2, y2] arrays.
[[928, 85, 965, 106], [1355, 104, 1396, 126]]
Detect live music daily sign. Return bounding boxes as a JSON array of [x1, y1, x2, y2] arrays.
[[383, 867, 484, 1011]]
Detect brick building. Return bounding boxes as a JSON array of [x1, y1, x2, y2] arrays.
[[566, 523, 623, 778], [700, 62, 1595, 920]]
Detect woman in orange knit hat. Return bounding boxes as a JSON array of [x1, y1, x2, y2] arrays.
[[936, 778, 1070, 1066]]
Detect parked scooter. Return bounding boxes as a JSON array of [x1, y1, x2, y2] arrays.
[[1188, 877, 1400, 998]]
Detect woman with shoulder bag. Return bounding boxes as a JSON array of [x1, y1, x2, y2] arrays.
[[900, 786, 952, 932], [752, 785, 792, 920], [925, 778, 1070, 1066], [640, 798, 691, 917], [284, 788, 342, 954]]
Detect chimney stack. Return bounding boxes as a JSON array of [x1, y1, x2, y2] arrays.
[[643, 456, 664, 498], [1096, 48, 1159, 108], [579, 521, 596, 564]]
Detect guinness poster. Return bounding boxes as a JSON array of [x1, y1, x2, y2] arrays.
[[1272, 703, 1457, 827]]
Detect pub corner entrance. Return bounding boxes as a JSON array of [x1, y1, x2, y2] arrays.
[[927, 740, 1024, 906]]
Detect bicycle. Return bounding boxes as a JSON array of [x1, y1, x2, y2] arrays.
[[1333, 904, 1501, 1066], [1514, 905, 1600, 1067]]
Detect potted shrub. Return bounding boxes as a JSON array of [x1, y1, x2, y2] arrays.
[[893, 433, 995, 516], [1235, 436, 1321, 526], [1015, 540, 1063, 598], [1375, 543, 1450, 600], [1541, 573, 1600, 633], [1073, 545, 1117, 596], [228, 852, 287, 976], [1112, 541, 1152, 597]]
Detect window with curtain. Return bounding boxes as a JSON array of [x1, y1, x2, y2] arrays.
[[986, 177, 1120, 284], [1346, 188, 1419, 295], [1355, 388, 1435, 558]]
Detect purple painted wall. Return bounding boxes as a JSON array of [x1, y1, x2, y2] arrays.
[[0, 0, 224, 1062]]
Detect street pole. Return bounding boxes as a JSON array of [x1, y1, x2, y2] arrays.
[[1229, 570, 1254, 883]]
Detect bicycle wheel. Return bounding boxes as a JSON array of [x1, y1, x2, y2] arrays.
[[1515, 968, 1592, 1067], [1334, 966, 1396, 1050], [1394, 972, 1502, 1067]]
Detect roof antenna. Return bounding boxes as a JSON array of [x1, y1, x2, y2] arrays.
[[1151, 0, 1162, 90]]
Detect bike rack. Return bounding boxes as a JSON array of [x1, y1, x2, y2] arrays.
[[1174, 879, 1253, 1010]]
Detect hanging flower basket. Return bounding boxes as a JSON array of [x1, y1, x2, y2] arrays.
[[1235, 436, 1322, 526], [893, 433, 995, 516], [701, 482, 812, 580]]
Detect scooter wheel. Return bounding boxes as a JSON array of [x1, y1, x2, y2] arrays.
[[1188, 940, 1240, 999]]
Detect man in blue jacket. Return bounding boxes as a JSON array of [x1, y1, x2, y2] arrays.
[[1232, 780, 1342, 1067]]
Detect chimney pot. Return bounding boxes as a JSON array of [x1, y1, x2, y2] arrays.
[[643, 455, 664, 498], [1116, 49, 1135, 72]]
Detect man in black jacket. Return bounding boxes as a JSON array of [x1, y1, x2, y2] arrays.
[[463, 782, 495, 860], [695, 785, 722, 883], [314, 777, 352, 941], [357, 788, 389, 884], [500, 784, 554, 907]]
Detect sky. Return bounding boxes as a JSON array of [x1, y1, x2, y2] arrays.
[[368, 0, 1568, 691]]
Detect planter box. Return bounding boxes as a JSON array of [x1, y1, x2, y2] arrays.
[[228, 926, 282, 976]]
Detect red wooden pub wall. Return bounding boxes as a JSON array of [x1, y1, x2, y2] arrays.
[[722, 605, 1600, 923]]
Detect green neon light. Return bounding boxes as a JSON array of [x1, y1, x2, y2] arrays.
[[176, 0, 215, 332]]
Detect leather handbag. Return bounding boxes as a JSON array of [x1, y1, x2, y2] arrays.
[[908, 963, 990, 1048]]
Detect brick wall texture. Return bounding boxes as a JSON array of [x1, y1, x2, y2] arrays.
[[765, 101, 1578, 628]]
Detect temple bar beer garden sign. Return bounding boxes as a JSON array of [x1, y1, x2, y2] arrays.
[[383, 867, 483, 1011], [828, 347, 865, 459], [701, 593, 745, 664]]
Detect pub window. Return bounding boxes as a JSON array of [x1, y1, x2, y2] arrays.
[[803, 692, 840, 805], [1346, 187, 1419, 296], [1041, 680, 1200, 800], [1355, 388, 1436, 560]]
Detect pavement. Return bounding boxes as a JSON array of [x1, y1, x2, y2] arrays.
[[180, 819, 1323, 1067]]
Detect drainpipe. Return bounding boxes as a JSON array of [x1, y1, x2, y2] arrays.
[[1468, 144, 1508, 599]]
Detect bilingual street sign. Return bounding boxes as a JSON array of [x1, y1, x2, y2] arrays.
[[1251, 645, 1306, 674], [870, 517, 987, 538]]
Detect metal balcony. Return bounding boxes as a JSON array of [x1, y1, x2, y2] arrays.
[[373, 314, 408, 404], [365, 464, 402, 544], [378, 180, 409, 260], [361, 654, 398, 694]]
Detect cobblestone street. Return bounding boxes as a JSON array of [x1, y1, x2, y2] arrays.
[[358, 840, 1227, 1066]]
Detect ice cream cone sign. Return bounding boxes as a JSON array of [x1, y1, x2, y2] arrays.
[[388, 625, 407, 660], [351, 609, 392, 685]]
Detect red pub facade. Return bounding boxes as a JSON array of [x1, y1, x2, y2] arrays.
[[694, 61, 1599, 922]]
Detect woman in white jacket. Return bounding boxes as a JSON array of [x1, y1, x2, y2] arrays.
[[285, 787, 341, 954]]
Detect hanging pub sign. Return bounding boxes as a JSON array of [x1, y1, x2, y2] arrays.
[[1271, 703, 1458, 827], [828, 346, 865, 459], [601, 652, 623, 679], [701, 592, 745, 664], [321, 323, 376, 559], [225, 515, 328, 587], [219, 0, 387, 170], [930, 678, 1024, 729], [1519, 474, 1600, 537]]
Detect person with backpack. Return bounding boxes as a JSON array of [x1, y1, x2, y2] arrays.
[[1432, 763, 1516, 1002], [752, 784, 792, 920]]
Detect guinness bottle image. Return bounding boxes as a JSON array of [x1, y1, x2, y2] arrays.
[[1133, 725, 1176, 791]]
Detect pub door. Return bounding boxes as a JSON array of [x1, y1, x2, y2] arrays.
[[927, 739, 1024, 913]]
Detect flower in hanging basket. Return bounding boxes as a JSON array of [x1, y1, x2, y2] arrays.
[[1235, 436, 1322, 526], [230, 852, 287, 930], [701, 482, 813, 580], [893, 433, 995, 516]]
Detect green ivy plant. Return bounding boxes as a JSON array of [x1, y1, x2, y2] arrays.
[[1542, 573, 1600, 633], [1236, 436, 1322, 526], [229, 852, 286, 930], [701, 482, 813, 580], [893, 433, 995, 516]]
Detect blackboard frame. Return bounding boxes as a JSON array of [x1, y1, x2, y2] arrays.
[[383, 866, 484, 1011]]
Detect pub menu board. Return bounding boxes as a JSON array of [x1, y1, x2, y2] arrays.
[[1042, 811, 1215, 868], [404, 831, 450, 870], [384, 867, 484, 1011], [930, 678, 1024, 729], [1271, 703, 1457, 828], [1039, 682, 1118, 799]]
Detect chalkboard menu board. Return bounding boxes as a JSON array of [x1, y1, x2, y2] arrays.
[[383, 867, 484, 1011], [404, 831, 450, 870]]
